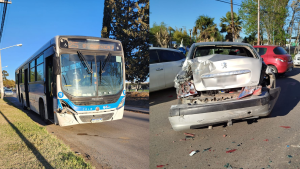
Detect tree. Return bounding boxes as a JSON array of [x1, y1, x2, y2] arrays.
[[220, 12, 243, 41], [102, 0, 149, 83], [2, 70, 8, 81], [239, 0, 289, 45], [288, 0, 300, 45], [3, 79, 14, 88], [101, 0, 114, 38], [243, 31, 257, 45], [172, 29, 191, 46], [155, 27, 171, 48], [193, 15, 219, 42], [149, 22, 169, 47]]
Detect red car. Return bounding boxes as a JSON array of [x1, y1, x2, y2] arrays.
[[253, 45, 293, 75]]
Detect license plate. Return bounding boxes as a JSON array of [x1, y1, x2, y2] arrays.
[[91, 118, 103, 123]]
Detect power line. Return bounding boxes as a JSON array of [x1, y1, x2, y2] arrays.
[[215, 0, 242, 6]]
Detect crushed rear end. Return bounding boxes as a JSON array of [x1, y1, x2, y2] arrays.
[[169, 42, 281, 131]]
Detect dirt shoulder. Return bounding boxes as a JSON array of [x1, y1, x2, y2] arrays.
[[125, 92, 149, 109], [0, 99, 94, 169]]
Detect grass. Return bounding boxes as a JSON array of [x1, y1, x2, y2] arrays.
[[0, 99, 94, 169], [126, 91, 149, 98]]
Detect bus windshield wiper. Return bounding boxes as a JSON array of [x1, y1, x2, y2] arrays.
[[77, 51, 93, 74], [99, 52, 112, 84]]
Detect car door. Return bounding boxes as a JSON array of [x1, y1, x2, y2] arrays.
[[149, 50, 165, 92], [157, 50, 183, 88]]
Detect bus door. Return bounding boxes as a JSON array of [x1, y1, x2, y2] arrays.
[[17, 72, 20, 101], [24, 68, 30, 107], [45, 56, 54, 121]]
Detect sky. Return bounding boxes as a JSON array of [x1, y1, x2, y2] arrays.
[[1, 0, 104, 80], [150, 0, 246, 39]]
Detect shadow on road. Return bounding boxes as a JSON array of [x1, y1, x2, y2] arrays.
[[150, 88, 177, 107], [268, 75, 300, 118], [4, 95, 49, 127]]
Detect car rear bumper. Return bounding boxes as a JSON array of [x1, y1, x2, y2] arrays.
[[277, 61, 293, 73], [168, 87, 281, 131]]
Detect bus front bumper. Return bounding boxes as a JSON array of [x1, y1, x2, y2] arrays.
[[56, 106, 124, 126]]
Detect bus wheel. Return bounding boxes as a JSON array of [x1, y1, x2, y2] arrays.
[[39, 100, 46, 122], [21, 95, 26, 110]]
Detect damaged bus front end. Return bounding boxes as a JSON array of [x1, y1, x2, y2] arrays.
[[169, 42, 281, 131]]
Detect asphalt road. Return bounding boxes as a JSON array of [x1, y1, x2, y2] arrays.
[[5, 94, 149, 169], [150, 67, 300, 169]]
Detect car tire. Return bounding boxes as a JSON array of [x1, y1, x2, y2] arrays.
[[268, 65, 278, 77], [39, 100, 46, 122]]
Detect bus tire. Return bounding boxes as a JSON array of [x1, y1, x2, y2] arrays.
[[21, 95, 26, 110], [39, 100, 46, 122]]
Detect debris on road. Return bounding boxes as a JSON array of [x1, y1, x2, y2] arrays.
[[157, 164, 168, 168], [75, 151, 81, 155], [287, 155, 293, 158], [226, 149, 237, 153], [224, 163, 232, 168], [264, 139, 269, 141], [185, 136, 194, 140], [184, 133, 195, 137], [280, 126, 291, 129], [287, 145, 290, 148], [223, 134, 227, 137], [203, 147, 211, 153], [291, 145, 300, 148], [189, 150, 199, 156], [208, 126, 213, 129]]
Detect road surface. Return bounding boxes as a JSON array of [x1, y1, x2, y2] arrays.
[[150, 67, 300, 169], [6, 95, 149, 169]]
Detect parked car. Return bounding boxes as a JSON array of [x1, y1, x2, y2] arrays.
[[169, 42, 281, 131], [294, 52, 300, 66], [253, 45, 293, 75], [150, 47, 186, 92], [4, 89, 13, 96]]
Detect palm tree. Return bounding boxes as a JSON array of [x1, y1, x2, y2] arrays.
[[220, 12, 243, 41], [194, 15, 219, 42]]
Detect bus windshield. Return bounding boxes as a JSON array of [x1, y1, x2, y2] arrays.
[[60, 53, 123, 97]]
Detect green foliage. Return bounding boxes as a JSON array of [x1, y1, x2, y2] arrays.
[[3, 79, 15, 88], [172, 29, 192, 46], [2, 70, 8, 80], [243, 31, 257, 45], [239, 0, 289, 45], [101, 0, 149, 83], [101, 0, 114, 38], [149, 22, 169, 46], [220, 11, 243, 41], [194, 15, 219, 42]]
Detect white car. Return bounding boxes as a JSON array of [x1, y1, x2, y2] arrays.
[[294, 53, 300, 65], [150, 47, 186, 92]]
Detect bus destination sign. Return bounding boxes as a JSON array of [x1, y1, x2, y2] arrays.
[[60, 38, 122, 51]]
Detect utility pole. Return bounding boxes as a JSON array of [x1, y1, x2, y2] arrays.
[[231, 0, 235, 42], [0, 0, 12, 99], [257, 0, 260, 45]]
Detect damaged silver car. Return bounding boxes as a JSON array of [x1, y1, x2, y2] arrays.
[[169, 42, 281, 131]]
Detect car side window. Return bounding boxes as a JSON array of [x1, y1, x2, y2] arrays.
[[157, 50, 181, 62], [174, 51, 186, 60], [255, 48, 267, 55], [150, 50, 160, 64]]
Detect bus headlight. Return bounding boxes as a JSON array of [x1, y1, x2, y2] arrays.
[[117, 97, 125, 109]]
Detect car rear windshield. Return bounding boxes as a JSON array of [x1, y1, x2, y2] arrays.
[[255, 48, 267, 55], [193, 46, 255, 58], [273, 47, 288, 54]]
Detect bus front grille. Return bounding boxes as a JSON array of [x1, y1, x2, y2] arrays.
[[73, 99, 117, 106], [79, 113, 114, 122]]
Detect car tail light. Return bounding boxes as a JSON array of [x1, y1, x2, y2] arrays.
[[274, 56, 287, 62]]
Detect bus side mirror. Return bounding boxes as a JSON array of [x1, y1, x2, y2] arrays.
[[53, 56, 61, 75]]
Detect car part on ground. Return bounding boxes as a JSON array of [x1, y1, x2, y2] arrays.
[[169, 42, 281, 131]]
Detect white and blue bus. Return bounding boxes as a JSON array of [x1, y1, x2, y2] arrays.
[[15, 36, 126, 126]]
